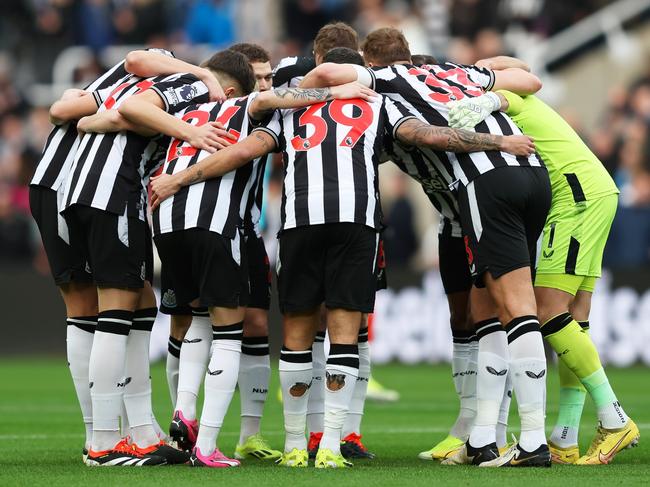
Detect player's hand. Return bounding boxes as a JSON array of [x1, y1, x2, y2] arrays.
[[150, 173, 181, 210], [61, 88, 88, 101], [330, 82, 378, 102], [187, 123, 231, 153], [210, 121, 238, 150], [499, 134, 535, 156], [447, 92, 501, 130], [200, 68, 227, 102]]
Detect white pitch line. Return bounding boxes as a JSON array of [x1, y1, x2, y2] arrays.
[[2, 424, 650, 441]]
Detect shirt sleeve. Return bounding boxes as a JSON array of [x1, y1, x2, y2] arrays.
[[272, 56, 316, 88], [382, 97, 418, 139], [150, 74, 210, 113], [456, 63, 496, 91], [91, 73, 136, 108], [251, 110, 283, 152]]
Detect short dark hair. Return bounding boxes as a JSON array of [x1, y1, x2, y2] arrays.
[[323, 47, 364, 66], [313, 22, 358, 58], [228, 43, 271, 64], [361, 27, 411, 66], [411, 54, 438, 66], [201, 49, 256, 95]]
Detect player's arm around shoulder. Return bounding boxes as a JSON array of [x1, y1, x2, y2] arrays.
[[299, 63, 372, 88], [150, 130, 276, 209], [118, 87, 222, 152], [395, 118, 535, 156], [247, 83, 377, 120], [49, 90, 99, 125]]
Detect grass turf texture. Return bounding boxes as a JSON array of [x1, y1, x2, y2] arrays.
[[1, 360, 648, 486]]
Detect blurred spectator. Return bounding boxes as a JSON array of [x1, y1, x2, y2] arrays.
[[185, 0, 236, 47], [383, 174, 418, 267]]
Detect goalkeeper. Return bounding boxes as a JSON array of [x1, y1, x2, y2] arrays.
[[447, 80, 639, 466]]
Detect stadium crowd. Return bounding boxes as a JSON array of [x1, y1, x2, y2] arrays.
[[1, 0, 649, 270]]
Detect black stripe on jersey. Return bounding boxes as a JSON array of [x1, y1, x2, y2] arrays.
[[76, 134, 117, 207], [321, 103, 339, 222], [492, 112, 530, 166], [38, 127, 78, 187], [196, 177, 222, 229], [474, 119, 509, 171], [351, 131, 369, 224], [223, 164, 253, 236], [65, 134, 97, 208], [291, 111, 310, 228]]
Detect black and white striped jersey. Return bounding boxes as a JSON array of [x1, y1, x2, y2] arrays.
[[254, 96, 416, 232], [62, 73, 209, 221], [242, 153, 269, 236], [29, 61, 130, 191], [272, 56, 316, 89], [384, 139, 463, 237], [368, 62, 543, 186], [152, 95, 261, 239]]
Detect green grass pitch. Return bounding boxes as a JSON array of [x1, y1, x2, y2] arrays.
[[1, 359, 648, 486]]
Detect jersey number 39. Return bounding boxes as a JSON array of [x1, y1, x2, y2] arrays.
[[291, 99, 372, 151]]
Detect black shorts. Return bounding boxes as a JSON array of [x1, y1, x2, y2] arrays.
[[375, 237, 387, 291], [278, 223, 379, 314], [245, 229, 271, 310], [29, 186, 93, 286], [438, 228, 472, 295], [64, 204, 150, 289], [458, 166, 551, 287], [155, 228, 248, 313]]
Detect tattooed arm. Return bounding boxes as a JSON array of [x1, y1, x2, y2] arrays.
[[150, 131, 276, 209], [248, 82, 377, 119], [395, 118, 535, 155]]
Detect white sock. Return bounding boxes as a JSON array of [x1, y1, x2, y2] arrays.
[[195, 323, 243, 456], [123, 307, 158, 448], [279, 347, 312, 452], [166, 336, 182, 408], [320, 344, 359, 455], [307, 331, 326, 434], [176, 316, 212, 420], [496, 372, 512, 448], [469, 319, 508, 448], [89, 309, 132, 451], [343, 330, 370, 438], [238, 336, 270, 443], [66, 316, 96, 448], [449, 332, 477, 441], [506, 316, 547, 452]]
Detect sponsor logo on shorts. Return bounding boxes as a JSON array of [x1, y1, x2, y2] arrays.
[[117, 377, 132, 388], [207, 369, 223, 376], [183, 338, 202, 344], [140, 262, 146, 281], [85, 261, 92, 274], [162, 289, 177, 308], [252, 388, 268, 394]]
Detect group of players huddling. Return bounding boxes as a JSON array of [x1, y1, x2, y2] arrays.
[[29, 21, 639, 468]]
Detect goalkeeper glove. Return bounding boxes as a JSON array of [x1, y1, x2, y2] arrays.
[[447, 92, 501, 130]]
